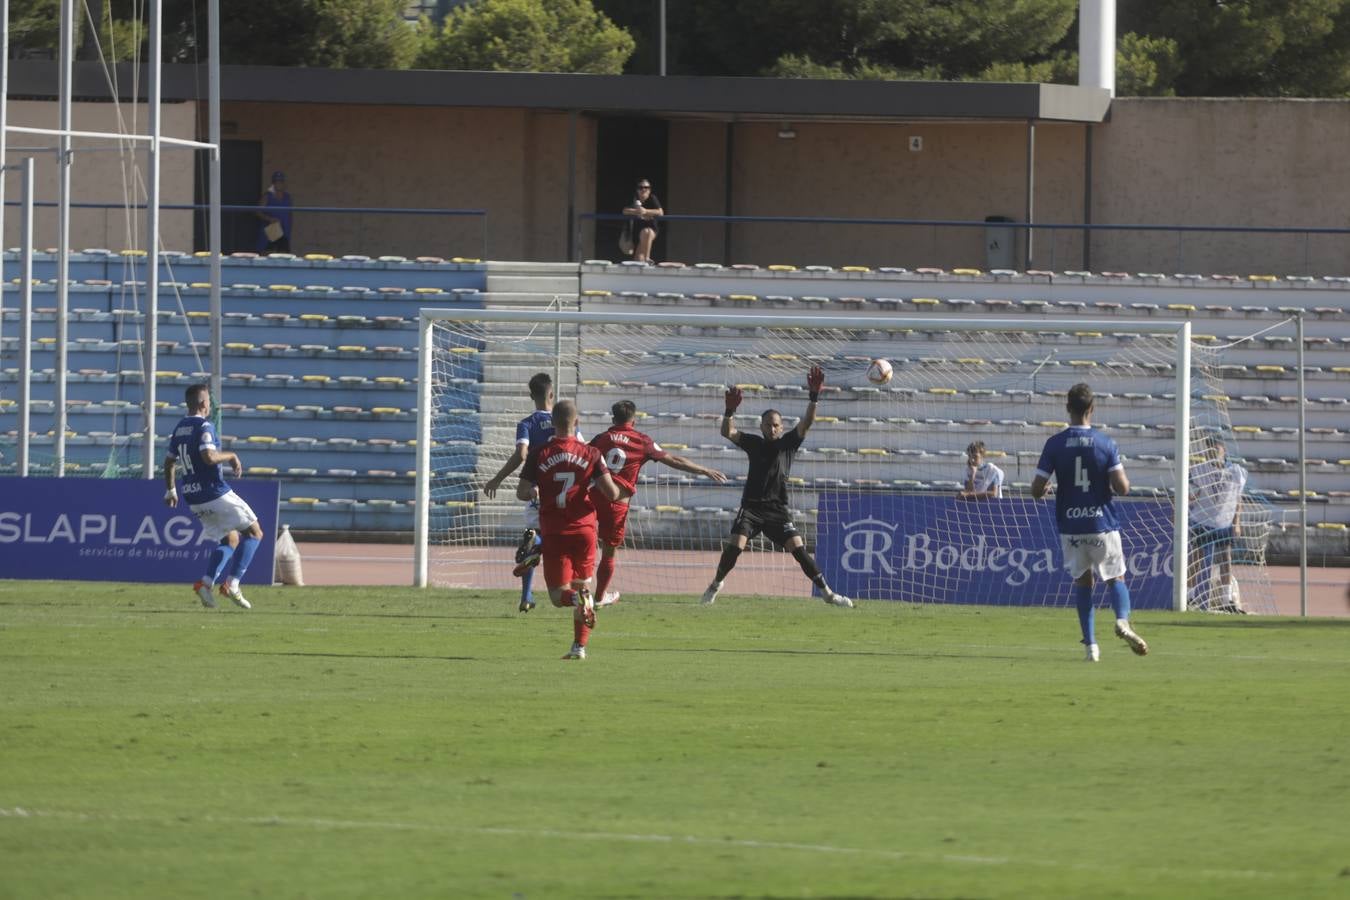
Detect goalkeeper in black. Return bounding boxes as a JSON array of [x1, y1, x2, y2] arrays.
[[699, 365, 854, 608]]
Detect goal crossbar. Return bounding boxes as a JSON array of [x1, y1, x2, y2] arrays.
[[415, 308, 1193, 611]]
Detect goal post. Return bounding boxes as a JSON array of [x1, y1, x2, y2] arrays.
[[415, 307, 1224, 612]]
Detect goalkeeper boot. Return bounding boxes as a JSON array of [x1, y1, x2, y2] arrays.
[[219, 581, 252, 610], [562, 643, 586, 661], [700, 581, 722, 605], [1114, 620, 1148, 656], [511, 551, 542, 578], [824, 590, 855, 609], [1084, 643, 1100, 663], [193, 580, 216, 609], [574, 588, 596, 629], [518, 597, 536, 613]]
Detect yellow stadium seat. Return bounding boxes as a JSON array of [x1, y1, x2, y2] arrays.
[[374, 376, 405, 385], [302, 375, 330, 383], [247, 435, 278, 444], [256, 404, 286, 412], [268, 284, 298, 292]]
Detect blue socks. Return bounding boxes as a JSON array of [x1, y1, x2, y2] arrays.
[[1075, 584, 1095, 645], [1106, 579, 1132, 621], [205, 542, 235, 585], [520, 533, 543, 602], [229, 535, 261, 583]]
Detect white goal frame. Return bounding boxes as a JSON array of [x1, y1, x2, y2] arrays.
[[414, 308, 1194, 611]]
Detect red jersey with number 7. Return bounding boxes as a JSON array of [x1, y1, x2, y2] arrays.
[[589, 423, 668, 494], [521, 435, 603, 536]]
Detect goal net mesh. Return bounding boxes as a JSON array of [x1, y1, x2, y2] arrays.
[[424, 311, 1275, 613]]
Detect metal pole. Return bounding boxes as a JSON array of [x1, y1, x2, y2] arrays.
[[1173, 320, 1191, 612], [143, 0, 162, 478], [1082, 125, 1093, 271], [1024, 120, 1036, 269], [18, 159, 33, 476], [208, 0, 223, 418], [56, 0, 74, 477], [1, 0, 9, 349], [1296, 312, 1307, 616], [566, 110, 577, 261], [659, 0, 667, 76], [723, 122, 734, 265], [413, 314, 433, 587]]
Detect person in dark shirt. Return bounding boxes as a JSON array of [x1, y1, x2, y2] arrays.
[[699, 366, 854, 608], [622, 179, 663, 264], [256, 170, 293, 253]]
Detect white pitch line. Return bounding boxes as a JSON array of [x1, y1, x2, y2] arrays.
[[0, 806, 1299, 882]]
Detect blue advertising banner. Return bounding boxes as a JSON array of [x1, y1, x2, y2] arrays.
[[0, 478, 280, 584], [816, 492, 1175, 608]]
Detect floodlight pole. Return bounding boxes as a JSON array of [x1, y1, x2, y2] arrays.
[[208, 0, 223, 415], [142, 0, 163, 478], [1, 0, 8, 353], [17, 158, 34, 477], [56, 0, 74, 477], [1296, 312, 1307, 617], [1172, 321, 1191, 612], [413, 315, 434, 588]]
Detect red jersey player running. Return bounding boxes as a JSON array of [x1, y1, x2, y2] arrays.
[[517, 399, 621, 660], [588, 400, 729, 606]]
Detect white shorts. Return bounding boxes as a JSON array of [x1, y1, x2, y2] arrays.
[[1060, 531, 1126, 581], [190, 492, 258, 542], [523, 498, 540, 531]]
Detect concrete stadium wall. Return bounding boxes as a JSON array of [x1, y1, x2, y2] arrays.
[[220, 103, 595, 262], [2, 100, 195, 252]]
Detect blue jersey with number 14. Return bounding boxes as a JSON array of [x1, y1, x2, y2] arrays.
[[167, 415, 232, 505], [1035, 425, 1123, 535]]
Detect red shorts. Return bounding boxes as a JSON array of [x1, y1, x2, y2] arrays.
[[595, 500, 632, 548], [542, 531, 597, 589]]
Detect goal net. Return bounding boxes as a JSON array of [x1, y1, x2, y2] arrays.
[[415, 308, 1276, 614]]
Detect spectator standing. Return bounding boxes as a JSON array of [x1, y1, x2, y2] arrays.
[[256, 171, 293, 253], [1188, 435, 1247, 613], [622, 179, 663, 264]]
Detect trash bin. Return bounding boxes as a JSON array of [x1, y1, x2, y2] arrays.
[[985, 215, 1016, 270]]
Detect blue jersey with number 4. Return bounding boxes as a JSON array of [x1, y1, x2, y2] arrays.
[[1035, 425, 1123, 535], [167, 415, 232, 505]]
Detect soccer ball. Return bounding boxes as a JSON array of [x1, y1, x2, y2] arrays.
[[865, 358, 893, 385]]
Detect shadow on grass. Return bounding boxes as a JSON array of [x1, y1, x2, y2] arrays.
[[229, 650, 477, 661], [613, 646, 1028, 661], [1151, 616, 1350, 630], [129, 607, 507, 622]]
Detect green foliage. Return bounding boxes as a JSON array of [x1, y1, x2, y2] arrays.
[[1116, 32, 1182, 97], [1119, 0, 1350, 96], [3, 582, 1350, 898], [417, 0, 634, 74]]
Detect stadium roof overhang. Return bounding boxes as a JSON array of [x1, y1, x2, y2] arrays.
[[10, 62, 1111, 125]]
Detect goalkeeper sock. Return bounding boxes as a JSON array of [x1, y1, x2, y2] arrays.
[[204, 542, 235, 585], [1106, 579, 1132, 621], [1075, 584, 1095, 645], [596, 555, 617, 600], [229, 535, 260, 583], [790, 545, 828, 591], [714, 544, 742, 582]]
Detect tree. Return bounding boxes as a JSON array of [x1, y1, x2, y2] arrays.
[[1118, 0, 1350, 97], [417, 0, 634, 74]]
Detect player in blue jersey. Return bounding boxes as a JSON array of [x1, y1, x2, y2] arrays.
[[1030, 383, 1148, 662], [481, 372, 580, 613], [162, 384, 264, 610]]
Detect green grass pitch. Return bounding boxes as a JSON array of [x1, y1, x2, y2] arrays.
[[2, 581, 1348, 899]]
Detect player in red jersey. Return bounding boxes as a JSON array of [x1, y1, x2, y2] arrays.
[[588, 400, 728, 606], [518, 399, 621, 660]]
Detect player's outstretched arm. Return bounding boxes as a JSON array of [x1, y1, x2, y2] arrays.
[[483, 444, 528, 498], [201, 447, 241, 477], [660, 453, 729, 483], [1110, 466, 1130, 496], [594, 470, 622, 502], [795, 365, 824, 439], [721, 386, 743, 444], [515, 473, 536, 502]]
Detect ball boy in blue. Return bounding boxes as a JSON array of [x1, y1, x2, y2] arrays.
[[1031, 383, 1148, 662]]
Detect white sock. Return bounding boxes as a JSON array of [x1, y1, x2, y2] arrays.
[[1116, 617, 1131, 631]]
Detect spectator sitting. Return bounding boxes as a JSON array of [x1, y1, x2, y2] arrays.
[[960, 441, 1004, 499], [622, 179, 663, 264]]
